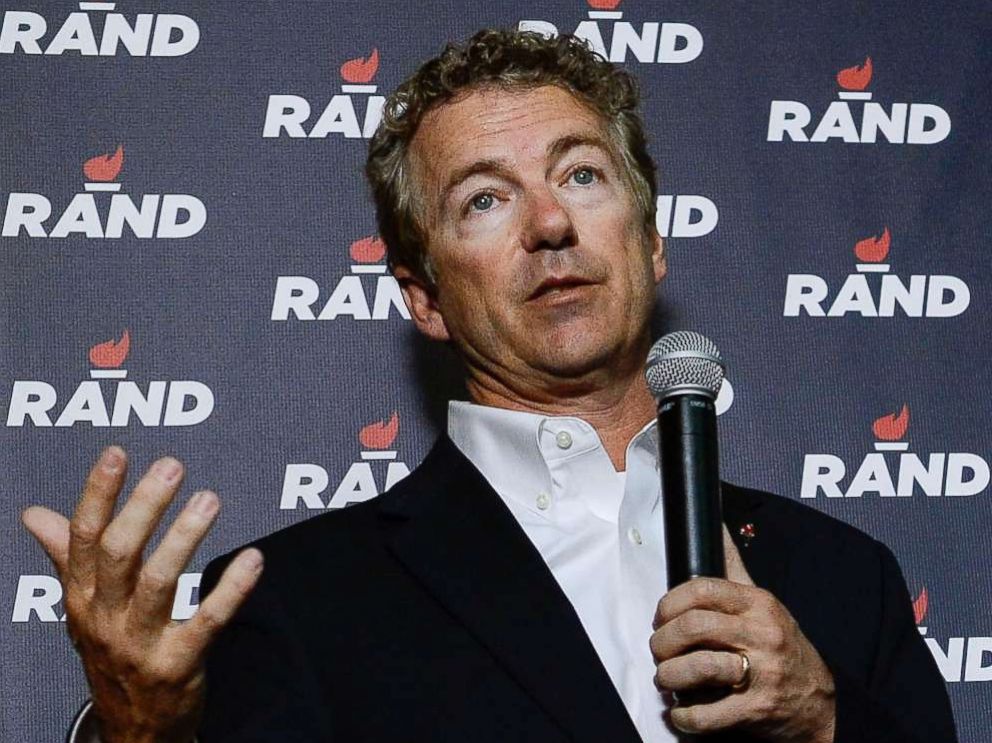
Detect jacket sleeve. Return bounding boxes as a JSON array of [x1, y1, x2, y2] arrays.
[[195, 550, 334, 742], [822, 542, 957, 743]]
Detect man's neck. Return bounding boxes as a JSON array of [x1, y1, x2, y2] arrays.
[[465, 372, 656, 471]]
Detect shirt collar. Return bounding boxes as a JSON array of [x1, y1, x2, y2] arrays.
[[448, 400, 552, 505], [447, 400, 659, 507]]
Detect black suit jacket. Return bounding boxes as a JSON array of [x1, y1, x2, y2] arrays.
[[199, 436, 956, 742]]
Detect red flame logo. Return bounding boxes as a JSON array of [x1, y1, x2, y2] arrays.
[[587, 0, 622, 9], [872, 404, 910, 441], [854, 226, 891, 262], [349, 235, 386, 263], [83, 145, 124, 182], [341, 48, 379, 83], [836, 57, 873, 91], [359, 412, 399, 449], [88, 329, 130, 368], [913, 587, 929, 625]]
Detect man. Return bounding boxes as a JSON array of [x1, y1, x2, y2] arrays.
[[24, 29, 955, 743]]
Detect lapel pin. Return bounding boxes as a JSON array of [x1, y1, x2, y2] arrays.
[[738, 522, 757, 547]]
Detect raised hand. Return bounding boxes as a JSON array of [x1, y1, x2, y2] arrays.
[[21, 446, 264, 743], [650, 527, 836, 743]]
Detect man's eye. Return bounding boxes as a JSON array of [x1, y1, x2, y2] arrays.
[[470, 193, 495, 212], [570, 168, 597, 186]]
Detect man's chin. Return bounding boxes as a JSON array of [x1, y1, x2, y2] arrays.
[[526, 337, 627, 382]]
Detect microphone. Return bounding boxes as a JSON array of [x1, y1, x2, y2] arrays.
[[645, 331, 726, 588]]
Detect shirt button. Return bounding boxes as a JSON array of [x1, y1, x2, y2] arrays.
[[555, 431, 573, 450], [536, 493, 551, 510], [628, 527, 643, 545]]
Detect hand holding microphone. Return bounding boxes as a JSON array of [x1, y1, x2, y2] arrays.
[[645, 332, 836, 742]]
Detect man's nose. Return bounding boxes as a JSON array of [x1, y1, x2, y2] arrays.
[[520, 186, 577, 253]]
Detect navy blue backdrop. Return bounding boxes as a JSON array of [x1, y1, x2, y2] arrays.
[[2, 1, 990, 740]]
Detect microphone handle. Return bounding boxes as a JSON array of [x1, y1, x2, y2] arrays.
[[657, 393, 725, 587]]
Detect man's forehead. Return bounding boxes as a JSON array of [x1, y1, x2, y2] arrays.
[[410, 85, 610, 175]]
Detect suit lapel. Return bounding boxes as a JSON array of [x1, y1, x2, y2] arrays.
[[721, 483, 786, 596], [378, 437, 642, 743]]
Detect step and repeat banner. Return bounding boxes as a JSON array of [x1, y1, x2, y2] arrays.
[[2, 1, 990, 741]]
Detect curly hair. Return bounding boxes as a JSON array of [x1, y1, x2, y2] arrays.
[[365, 28, 658, 285]]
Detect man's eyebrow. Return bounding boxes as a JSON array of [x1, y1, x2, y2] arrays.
[[547, 134, 614, 163], [439, 135, 613, 207], [441, 158, 513, 206]]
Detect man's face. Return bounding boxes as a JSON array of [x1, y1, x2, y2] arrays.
[[400, 84, 665, 393]]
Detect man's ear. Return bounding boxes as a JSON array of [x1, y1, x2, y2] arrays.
[[393, 264, 451, 342], [651, 230, 667, 285]]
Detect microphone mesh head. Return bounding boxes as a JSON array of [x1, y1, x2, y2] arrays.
[[645, 331, 725, 399]]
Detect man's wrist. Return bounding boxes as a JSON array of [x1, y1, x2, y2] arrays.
[[68, 700, 199, 743]]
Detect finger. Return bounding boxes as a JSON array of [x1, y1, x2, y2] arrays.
[[723, 525, 755, 586], [130, 490, 221, 630], [95, 456, 185, 607], [650, 609, 748, 662], [21, 506, 71, 578], [69, 446, 128, 588], [670, 692, 746, 735], [183, 548, 264, 657], [655, 577, 754, 629], [656, 650, 748, 692]]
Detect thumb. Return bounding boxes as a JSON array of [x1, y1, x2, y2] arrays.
[[21, 506, 70, 578], [723, 524, 755, 586]]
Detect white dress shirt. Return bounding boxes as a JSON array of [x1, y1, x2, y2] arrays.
[[448, 400, 678, 743]]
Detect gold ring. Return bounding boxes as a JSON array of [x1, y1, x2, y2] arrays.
[[731, 651, 751, 690]]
